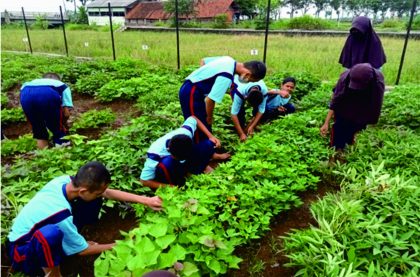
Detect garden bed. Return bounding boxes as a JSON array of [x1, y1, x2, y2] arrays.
[[1, 53, 419, 276]]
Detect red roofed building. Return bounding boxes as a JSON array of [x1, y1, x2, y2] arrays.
[[125, 0, 239, 25]]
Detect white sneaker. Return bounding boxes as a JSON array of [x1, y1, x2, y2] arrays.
[[55, 141, 71, 148]]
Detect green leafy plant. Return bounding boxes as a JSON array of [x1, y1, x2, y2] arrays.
[[379, 84, 420, 131], [266, 71, 321, 101], [1, 92, 8, 107], [249, 258, 265, 277], [72, 108, 116, 130], [74, 72, 112, 95], [1, 107, 26, 124], [213, 14, 230, 29], [287, 15, 331, 30], [283, 165, 420, 276], [1, 134, 37, 157], [3, 53, 418, 277], [96, 73, 178, 102]]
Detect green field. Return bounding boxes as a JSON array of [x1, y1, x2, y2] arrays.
[[2, 29, 419, 84]]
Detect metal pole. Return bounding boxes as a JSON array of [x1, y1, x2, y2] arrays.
[[21, 7, 33, 54], [108, 2, 116, 60], [59, 6, 69, 56], [395, 0, 417, 85], [175, 0, 180, 70], [263, 0, 271, 63]]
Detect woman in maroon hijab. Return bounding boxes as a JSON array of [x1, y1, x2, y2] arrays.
[[339, 16, 386, 69], [320, 63, 385, 151]]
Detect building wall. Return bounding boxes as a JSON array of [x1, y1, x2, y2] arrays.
[[88, 16, 126, 25], [87, 7, 127, 26]]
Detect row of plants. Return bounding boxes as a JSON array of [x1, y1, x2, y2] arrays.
[[1, 53, 327, 275], [2, 52, 418, 275], [94, 106, 331, 276], [281, 84, 420, 275]]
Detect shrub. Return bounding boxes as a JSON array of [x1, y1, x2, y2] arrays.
[[255, 18, 269, 30], [153, 21, 168, 27], [235, 19, 254, 29], [270, 19, 288, 30], [213, 14, 230, 29], [380, 19, 404, 29], [409, 15, 420, 30], [66, 23, 98, 31], [31, 15, 49, 30], [287, 15, 331, 30], [69, 6, 88, 24]]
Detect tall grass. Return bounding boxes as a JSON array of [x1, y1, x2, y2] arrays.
[[1, 28, 419, 84]]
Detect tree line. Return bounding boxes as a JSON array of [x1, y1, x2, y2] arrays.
[[164, 0, 417, 21]]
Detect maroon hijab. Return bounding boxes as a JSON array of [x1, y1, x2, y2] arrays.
[[339, 16, 386, 69], [330, 63, 385, 125]]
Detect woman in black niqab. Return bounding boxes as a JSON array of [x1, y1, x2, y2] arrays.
[[339, 16, 386, 69]]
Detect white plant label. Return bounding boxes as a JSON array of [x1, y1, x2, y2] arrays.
[[250, 49, 258, 55]]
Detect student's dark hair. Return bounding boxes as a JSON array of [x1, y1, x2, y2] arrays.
[[73, 161, 111, 192], [247, 87, 263, 108], [168, 134, 193, 160], [282, 77, 296, 85], [43, 72, 61, 80], [243, 61, 266, 80]]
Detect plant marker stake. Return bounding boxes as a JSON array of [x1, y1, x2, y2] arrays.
[[263, 0, 271, 63], [175, 0, 180, 70], [21, 7, 32, 54], [396, 0, 417, 85], [108, 2, 116, 61], [59, 6, 69, 56]]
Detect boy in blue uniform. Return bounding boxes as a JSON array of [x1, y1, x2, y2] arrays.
[[262, 77, 296, 123], [140, 116, 230, 189], [20, 73, 73, 149], [179, 56, 266, 141], [7, 161, 162, 277], [230, 75, 268, 141]]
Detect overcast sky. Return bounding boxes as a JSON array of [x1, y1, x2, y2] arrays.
[[0, 0, 79, 13]]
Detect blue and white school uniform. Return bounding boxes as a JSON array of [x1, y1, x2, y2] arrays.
[[179, 56, 236, 141], [7, 176, 96, 275], [20, 78, 73, 144], [262, 93, 295, 122], [140, 117, 215, 186], [230, 76, 268, 126]]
